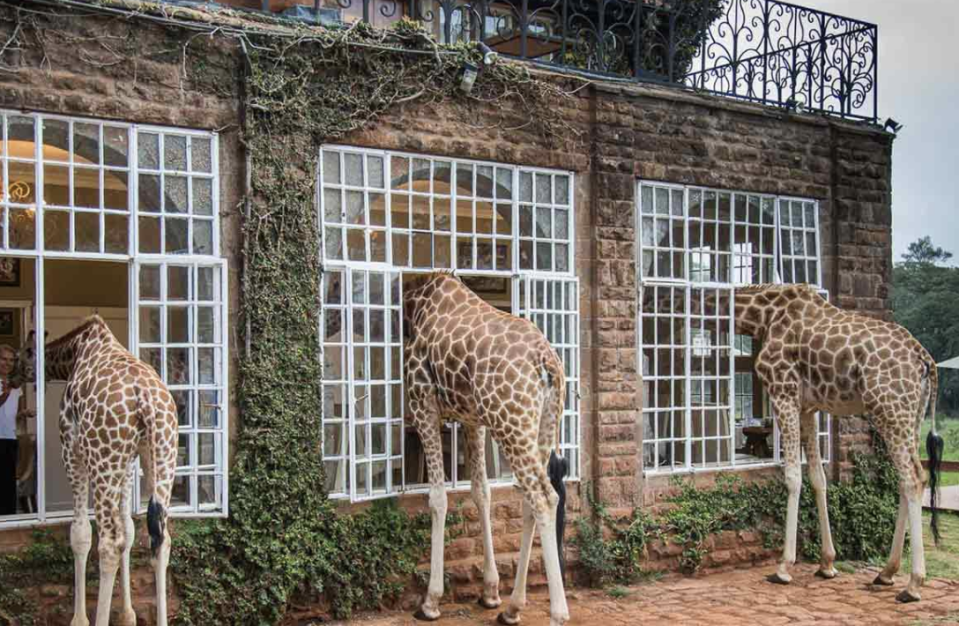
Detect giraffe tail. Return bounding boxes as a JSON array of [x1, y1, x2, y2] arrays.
[[141, 390, 167, 557], [544, 353, 569, 580], [548, 450, 569, 582], [924, 358, 944, 547]]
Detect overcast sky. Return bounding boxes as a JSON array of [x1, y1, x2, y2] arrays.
[[796, 0, 959, 263]]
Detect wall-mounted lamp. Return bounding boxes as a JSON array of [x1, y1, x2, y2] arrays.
[[477, 41, 498, 66], [784, 96, 805, 114], [459, 62, 479, 94], [0, 180, 31, 203], [883, 118, 903, 134]]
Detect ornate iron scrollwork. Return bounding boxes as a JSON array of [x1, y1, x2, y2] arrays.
[[683, 0, 876, 121], [327, 0, 877, 122]]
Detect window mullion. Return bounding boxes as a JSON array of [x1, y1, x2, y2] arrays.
[[684, 284, 692, 472], [345, 271, 357, 502], [35, 114, 44, 253]]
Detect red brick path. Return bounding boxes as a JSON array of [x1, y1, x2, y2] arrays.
[[329, 564, 959, 626]]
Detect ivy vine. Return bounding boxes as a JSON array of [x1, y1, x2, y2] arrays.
[[170, 14, 578, 626], [574, 428, 900, 587], [0, 3, 577, 624]]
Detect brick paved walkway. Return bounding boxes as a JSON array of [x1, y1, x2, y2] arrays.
[[330, 564, 959, 626]]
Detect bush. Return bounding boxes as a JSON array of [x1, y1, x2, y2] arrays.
[[575, 430, 900, 585], [0, 530, 75, 625], [573, 489, 656, 587]]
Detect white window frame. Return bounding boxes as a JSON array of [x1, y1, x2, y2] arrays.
[[0, 110, 227, 530], [516, 274, 581, 479], [131, 258, 229, 518], [318, 145, 579, 502], [637, 180, 829, 476]]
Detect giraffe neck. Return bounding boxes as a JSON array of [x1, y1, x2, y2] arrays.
[[43, 317, 112, 381], [733, 292, 771, 338]]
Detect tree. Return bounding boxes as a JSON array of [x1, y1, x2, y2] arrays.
[[901, 235, 953, 266], [893, 237, 959, 416]]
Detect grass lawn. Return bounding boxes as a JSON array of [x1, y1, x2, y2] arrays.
[[920, 418, 959, 487], [902, 511, 959, 581], [857, 512, 959, 582]]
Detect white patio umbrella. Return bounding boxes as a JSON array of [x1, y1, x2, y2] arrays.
[[937, 356, 959, 369]]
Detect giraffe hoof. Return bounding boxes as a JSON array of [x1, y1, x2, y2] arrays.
[[414, 608, 441, 622], [479, 596, 503, 610], [767, 572, 792, 585], [872, 575, 895, 586], [497, 612, 521, 626], [815, 568, 838, 580], [896, 590, 921, 603]]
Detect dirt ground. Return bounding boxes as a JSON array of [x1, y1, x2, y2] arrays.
[[328, 564, 959, 626]]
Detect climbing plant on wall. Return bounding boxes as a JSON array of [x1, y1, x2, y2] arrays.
[[174, 16, 577, 626], [573, 427, 901, 586], [0, 2, 577, 623]]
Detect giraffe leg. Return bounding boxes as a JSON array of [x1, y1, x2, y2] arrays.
[[535, 486, 569, 626], [801, 412, 836, 579], [69, 474, 92, 626], [899, 486, 926, 602], [893, 446, 927, 603], [148, 436, 176, 626], [500, 443, 568, 626], [467, 426, 501, 609], [118, 471, 137, 626], [499, 499, 534, 625], [93, 478, 124, 626], [770, 403, 802, 585], [153, 525, 172, 626], [411, 406, 446, 621], [874, 493, 908, 586]]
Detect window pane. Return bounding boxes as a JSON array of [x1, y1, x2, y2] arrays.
[[138, 133, 160, 169]]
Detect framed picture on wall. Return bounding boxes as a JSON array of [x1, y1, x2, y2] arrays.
[[0, 310, 14, 337], [0, 258, 20, 287]]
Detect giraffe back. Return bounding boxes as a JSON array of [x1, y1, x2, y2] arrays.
[[55, 319, 178, 484], [403, 273, 565, 444], [741, 285, 935, 418]]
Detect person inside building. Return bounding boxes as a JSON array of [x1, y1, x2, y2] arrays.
[[0, 343, 32, 515]]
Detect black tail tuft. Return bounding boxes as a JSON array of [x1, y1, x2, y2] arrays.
[[926, 429, 945, 548], [147, 496, 166, 557], [548, 451, 569, 582]]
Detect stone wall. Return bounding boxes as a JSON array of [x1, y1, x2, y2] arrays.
[[579, 82, 893, 492], [0, 0, 893, 614]]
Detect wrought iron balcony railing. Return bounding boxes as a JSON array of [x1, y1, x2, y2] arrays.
[[282, 0, 878, 123]]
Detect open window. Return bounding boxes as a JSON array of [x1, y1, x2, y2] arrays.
[[319, 146, 578, 501], [638, 181, 829, 474], [0, 110, 226, 530]]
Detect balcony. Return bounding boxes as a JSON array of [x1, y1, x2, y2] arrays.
[[262, 0, 879, 123]]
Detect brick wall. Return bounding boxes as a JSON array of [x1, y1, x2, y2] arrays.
[[579, 82, 893, 490], [0, 0, 893, 609]]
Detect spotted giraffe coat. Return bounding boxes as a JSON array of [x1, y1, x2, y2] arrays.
[[25, 316, 178, 548], [735, 284, 937, 478], [402, 272, 566, 474]]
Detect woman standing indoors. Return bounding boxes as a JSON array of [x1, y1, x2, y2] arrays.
[[0, 343, 31, 515]]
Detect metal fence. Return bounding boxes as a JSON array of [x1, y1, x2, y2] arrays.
[[292, 0, 878, 122]]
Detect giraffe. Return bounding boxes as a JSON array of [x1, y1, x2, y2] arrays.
[[402, 272, 570, 626], [730, 283, 944, 603], [18, 315, 179, 626]]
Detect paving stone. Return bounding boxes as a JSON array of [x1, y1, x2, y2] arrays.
[[328, 563, 959, 626]]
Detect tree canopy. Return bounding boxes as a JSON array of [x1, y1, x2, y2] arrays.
[[893, 237, 959, 415]]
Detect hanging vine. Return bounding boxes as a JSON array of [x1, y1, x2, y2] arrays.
[[0, 1, 581, 623]]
